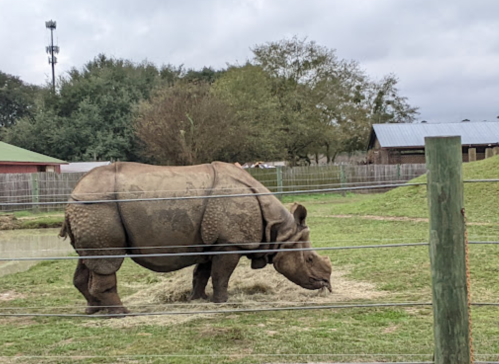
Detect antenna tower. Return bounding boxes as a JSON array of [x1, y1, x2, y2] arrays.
[[45, 20, 59, 91]]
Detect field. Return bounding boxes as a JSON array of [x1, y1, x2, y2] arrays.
[[2, 157, 499, 363]]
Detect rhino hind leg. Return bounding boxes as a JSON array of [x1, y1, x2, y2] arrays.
[[88, 271, 129, 315], [67, 203, 128, 315], [73, 260, 102, 314], [190, 261, 212, 301]]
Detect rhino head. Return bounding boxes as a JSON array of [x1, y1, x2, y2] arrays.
[[270, 203, 332, 292]]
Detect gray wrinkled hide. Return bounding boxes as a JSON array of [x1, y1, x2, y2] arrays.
[[66, 162, 295, 275]]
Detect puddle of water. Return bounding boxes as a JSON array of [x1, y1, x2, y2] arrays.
[[0, 228, 73, 276]]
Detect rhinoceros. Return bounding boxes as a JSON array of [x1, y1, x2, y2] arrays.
[[60, 162, 332, 314]]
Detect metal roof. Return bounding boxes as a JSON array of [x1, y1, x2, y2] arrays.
[[0, 142, 66, 164], [372, 122, 499, 148], [61, 161, 112, 173]]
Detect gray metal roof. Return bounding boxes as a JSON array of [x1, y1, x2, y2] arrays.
[[61, 161, 111, 173], [372, 122, 499, 148]]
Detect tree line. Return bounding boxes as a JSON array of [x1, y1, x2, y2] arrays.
[[0, 37, 418, 165]]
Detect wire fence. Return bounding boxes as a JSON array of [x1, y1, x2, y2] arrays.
[[2, 173, 499, 363], [0, 164, 428, 212]]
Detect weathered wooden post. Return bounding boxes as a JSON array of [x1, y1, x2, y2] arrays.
[[340, 165, 346, 197], [31, 173, 40, 213], [485, 148, 494, 158], [426, 136, 471, 364], [275, 166, 283, 201], [468, 148, 476, 162]]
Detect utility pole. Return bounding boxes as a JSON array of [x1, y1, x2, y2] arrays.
[[45, 20, 59, 92]]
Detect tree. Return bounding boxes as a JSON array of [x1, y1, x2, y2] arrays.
[[0, 71, 39, 129], [183, 67, 225, 84], [251, 37, 361, 164], [251, 37, 418, 162], [135, 82, 236, 165], [212, 64, 285, 162], [4, 55, 164, 161]]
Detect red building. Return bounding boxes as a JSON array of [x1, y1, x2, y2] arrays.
[[0, 142, 67, 173]]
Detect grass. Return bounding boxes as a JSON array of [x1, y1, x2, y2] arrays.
[[321, 155, 499, 223], [0, 210, 64, 230], [2, 157, 499, 363]]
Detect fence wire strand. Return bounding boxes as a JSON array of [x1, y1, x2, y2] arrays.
[[0, 242, 430, 262], [0, 302, 433, 318], [0, 182, 427, 207]]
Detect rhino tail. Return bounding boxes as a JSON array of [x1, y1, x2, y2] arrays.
[[59, 216, 76, 249]]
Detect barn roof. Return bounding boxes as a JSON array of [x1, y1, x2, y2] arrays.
[[61, 161, 111, 173], [369, 122, 499, 149], [0, 142, 66, 164]]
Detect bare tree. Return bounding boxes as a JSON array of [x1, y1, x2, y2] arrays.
[[135, 82, 236, 165]]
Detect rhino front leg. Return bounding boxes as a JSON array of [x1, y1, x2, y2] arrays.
[[211, 252, 241, 303], [190, 261, 212, 300]]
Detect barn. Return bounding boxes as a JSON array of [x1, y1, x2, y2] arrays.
[[367, 122, 499, 164], [0, 141, 67, 173]]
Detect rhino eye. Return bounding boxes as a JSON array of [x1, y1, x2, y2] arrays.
[[307, 256, 313, 264]]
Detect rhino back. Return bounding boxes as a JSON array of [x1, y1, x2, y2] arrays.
[[71, 164, 117, 201], [114, 163, 216, 271]]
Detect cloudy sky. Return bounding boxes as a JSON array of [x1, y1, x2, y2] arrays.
[[1, 0, 498, 122]]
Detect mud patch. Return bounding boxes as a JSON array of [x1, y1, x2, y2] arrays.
[[85, 261, 385, 328]]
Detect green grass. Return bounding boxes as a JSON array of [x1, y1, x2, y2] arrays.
[[18, 215, 64, 229], [322, 155, 499, 223], [2, 157, 499, 363], [0, 210, 64, 230]]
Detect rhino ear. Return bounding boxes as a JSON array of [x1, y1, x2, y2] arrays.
[[290, 203, 307, 227]]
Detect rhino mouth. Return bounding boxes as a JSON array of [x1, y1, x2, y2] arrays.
[[309, 277, 332, 292]]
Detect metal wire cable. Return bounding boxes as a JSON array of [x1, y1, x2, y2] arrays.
[[0, 179, 418, 198], [5, 240, 499, 261], [0, 237, 430, 254], [4, 301, 499, 313], [0, 242, 430, 262], [0, 353, 436, 359], [0, 302, 433, 318], [2, 177, 495, 207], [0, 299, 435, 311], [1, 240, 497, 260], [0, 358, 437, 364], [0, 182, 427, 207]]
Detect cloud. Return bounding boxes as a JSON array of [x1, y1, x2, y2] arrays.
[[0, 0, 498, 121]]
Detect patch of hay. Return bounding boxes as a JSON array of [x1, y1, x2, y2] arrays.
[[0, 215, 20, 230], [85, 260, 385, 328], [0, 291, 26, 302]]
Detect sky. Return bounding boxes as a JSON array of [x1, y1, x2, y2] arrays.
[[0, 0, 498, 123]]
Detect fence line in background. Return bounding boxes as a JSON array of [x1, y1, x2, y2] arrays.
[[0, 164, 427, 212]]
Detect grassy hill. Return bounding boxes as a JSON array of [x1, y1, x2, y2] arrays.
[[325, 156, 499, 223]]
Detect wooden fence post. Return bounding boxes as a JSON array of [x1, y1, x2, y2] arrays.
[[275, 166, 283, 201], [468, 148, 476, 162], [485, 148, 494, 158], [340, 165, 346, 197], [425, 136, 471, 364], [31, 173, 40, 213]]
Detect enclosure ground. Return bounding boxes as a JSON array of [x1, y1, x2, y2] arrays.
[[2, 192, 499, 363], [3, 156, 499, 363]]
